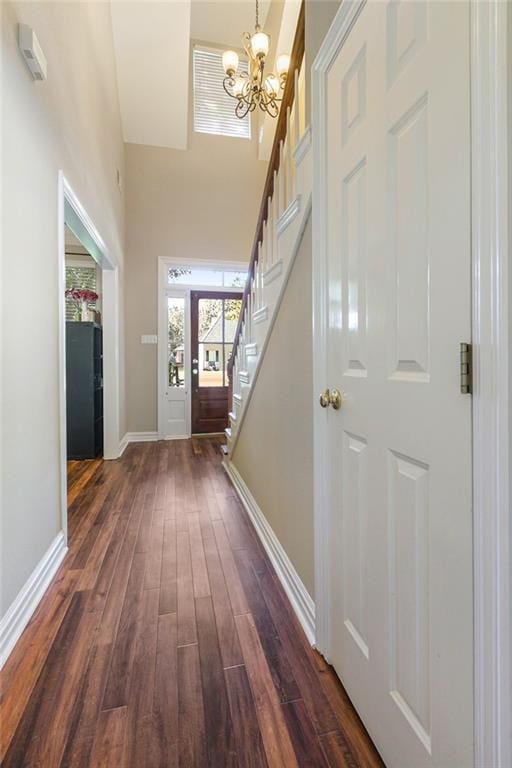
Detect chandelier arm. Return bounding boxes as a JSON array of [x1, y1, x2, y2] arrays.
[[235, 98, 252, 119], [223, 76, 236, 98]]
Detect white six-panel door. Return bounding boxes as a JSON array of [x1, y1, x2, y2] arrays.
[[322, 2, 473, 766]]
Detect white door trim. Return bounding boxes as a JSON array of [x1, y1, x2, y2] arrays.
[[58, 172, 120, 542], [311, 2, 511, 765], [470, 3, 511, 766]]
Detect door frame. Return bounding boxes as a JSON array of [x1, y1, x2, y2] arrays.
[[157, 257, 247, 440], [58, 172, 120, 543], [311, 2, 511, 766]]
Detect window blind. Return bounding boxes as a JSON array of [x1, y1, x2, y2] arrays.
[[193, 48, 251, 139]]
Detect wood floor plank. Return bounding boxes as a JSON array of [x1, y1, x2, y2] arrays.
[[196, 596, 237, 767], [145, 507, 165, 590], [177, 642, 207, 768], [151, 612, 179, 767], [188, 512, 211, 598], [88, 706, 127, 767], [59, 641, 114, 767], [234, 547, 300, 703], [159, 517, 178, 615], [235, 613, 298, 768], [102, 550, 147, 709], [225, 664, 269, 768], [257, 567, 340, 735], [213, 519, 250, 616], [283, 698, 330, 767], [123, 587, 160, 766], [203, 534, 244, 669], [177, 530, 197, 646], [319, 730, 361, 768]]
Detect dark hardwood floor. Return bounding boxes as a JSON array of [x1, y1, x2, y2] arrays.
[[0, 437, 384, 767]]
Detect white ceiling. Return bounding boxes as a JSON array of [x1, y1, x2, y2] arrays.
[[111, 1, 191, 150], [191, 0, 269, 48], [110, 0, 270, 150]]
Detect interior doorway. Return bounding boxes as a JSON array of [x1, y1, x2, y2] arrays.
[[58, 173, 119, 542], [190, 291, 242, 433]]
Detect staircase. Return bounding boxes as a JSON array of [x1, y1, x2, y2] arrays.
[[226, 3, 312, 457]]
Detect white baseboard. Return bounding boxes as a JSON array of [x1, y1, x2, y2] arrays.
[[124, 431, 159, 443], [0, 531, 67, 669], [118, 434, 129, 457], [223, 460, 316, 646]]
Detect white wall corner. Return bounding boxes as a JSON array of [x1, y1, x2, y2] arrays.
[[0, 531, 67, 669], [223, 459, 316, 646]]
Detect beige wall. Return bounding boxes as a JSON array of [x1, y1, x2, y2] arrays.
[[124, 132, 267, 433], [1, 2, 125, 617], [231, 216, 314, 596], [305, 0, 340, 116]]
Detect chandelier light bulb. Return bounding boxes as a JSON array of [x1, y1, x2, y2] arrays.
[[222, 50, 239, 76], [251, 31, 270, 59], [276, 53, 290, 78], [232, 76, 246, 98], [264, 75, 279, 96]]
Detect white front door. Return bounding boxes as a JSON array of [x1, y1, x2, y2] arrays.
[[321, 2, 473, 766], [162, 292, 190, 438]]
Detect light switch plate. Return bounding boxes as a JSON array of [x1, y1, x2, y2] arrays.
[[141, 334, 157, 344]]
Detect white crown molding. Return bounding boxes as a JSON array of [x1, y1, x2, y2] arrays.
[[223, 460, 315, 646], [0, 532, 67, 668]]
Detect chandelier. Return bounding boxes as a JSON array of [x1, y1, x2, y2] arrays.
[[222, 0, 290, 119]]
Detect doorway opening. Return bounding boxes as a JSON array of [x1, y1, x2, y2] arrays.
[[158, 259, 246, 440], [58, 174, 119, 543]]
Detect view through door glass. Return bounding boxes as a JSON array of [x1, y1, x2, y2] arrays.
[[198, 297, 241, 387], [191, 291, 242, 434], [168, 297, 186, 388]]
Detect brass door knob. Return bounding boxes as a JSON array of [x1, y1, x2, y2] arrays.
[[329, 389, 342, 410], [319, 389, 330, 408]]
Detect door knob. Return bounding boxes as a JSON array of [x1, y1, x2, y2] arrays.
[[319, 388, 343, 409], [319, 389, 330, 408], [329, 389, 343, 410]]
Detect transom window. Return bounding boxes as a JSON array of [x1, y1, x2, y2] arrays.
[[168, 265, 247, 289], [193, 48, 251, 139]]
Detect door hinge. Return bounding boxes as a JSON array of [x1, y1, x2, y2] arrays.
[[460, 342, 472, 394]]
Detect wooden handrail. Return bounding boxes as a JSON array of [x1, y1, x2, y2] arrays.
[[229, 1, 305, 373]]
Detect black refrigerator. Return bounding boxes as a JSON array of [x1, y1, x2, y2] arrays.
[[66, 322, 103, 459]]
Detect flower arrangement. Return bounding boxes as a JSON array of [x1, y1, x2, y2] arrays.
[[65, 288, 98, 321]]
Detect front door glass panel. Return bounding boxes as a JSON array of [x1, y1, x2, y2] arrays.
[[168, 297, 185, 387]]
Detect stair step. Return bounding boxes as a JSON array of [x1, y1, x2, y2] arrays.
[[228, 411, 237, 423]]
